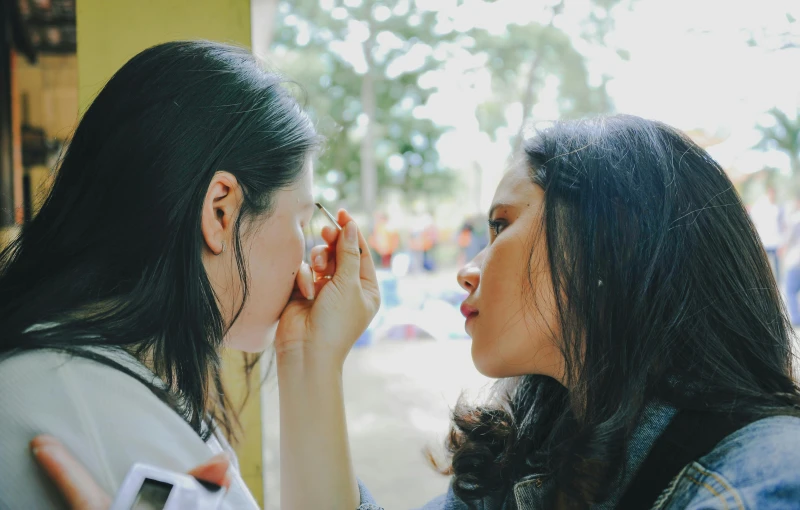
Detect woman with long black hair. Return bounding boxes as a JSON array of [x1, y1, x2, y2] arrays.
[[346, 115, 800, 509], [0, 41, 379, 509]]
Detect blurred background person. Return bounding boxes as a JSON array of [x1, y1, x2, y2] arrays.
[[784, 197, 800, 325], [457, 221, 474, 267], [369, 212, 400, 268], [750, 187, 785, 283]]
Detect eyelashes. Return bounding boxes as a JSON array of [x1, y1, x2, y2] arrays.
[[488, 219, 508, 237]]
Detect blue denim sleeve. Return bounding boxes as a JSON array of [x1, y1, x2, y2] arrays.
[[357, 479, 384, 510], [357, 480, 472, 510], [657, 416, 800, 510]]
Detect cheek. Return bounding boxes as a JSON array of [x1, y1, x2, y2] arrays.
[[478, 239, 529, 319], [268, 224, 306, 296], [247, 223, 305, 313], [472, 239, 562, 379], [470, 245, 526, 372], [225, 220, 305, 353]]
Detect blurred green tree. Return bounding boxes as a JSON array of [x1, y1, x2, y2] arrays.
[[271, 0, 630, 208], [271, 0, 458, 212], [472, 0, 628, 152], [745, 11, 799, 51], [756, 108, 800, 187]]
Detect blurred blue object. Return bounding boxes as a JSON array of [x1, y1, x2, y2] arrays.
[[353, 270, 397, 349], [378, 270, 400, 309], [354, 270, 470, 346], [354, 328, 373, 348], [438, 288, 468, 308]]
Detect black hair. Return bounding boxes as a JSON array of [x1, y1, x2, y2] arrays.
[[0, 40, 321, 440], [444, 115, 800, 508]]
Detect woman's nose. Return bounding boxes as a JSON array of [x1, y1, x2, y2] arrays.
[[457, 260, 480, 292]]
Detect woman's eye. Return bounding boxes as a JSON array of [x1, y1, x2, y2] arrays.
[[488, 219, 507, 237]]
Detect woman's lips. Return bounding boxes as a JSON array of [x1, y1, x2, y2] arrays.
[[460, 303, 479, 319]]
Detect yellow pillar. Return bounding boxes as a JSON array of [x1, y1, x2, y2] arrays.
[[76, 0, 253, 110], [76, 1, 265, 506]]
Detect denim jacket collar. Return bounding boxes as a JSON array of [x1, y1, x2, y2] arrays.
[[512, 401, 677, 510]]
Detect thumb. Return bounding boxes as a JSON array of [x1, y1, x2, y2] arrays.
[[334, 221, 361, 280]]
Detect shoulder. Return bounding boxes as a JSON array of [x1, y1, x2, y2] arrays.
[[0, 346, 155, 382], [0, 349, 216, 508], [0, 348, 166, 414], [702, 415, 800, 469], [659, 415, 800, 509]]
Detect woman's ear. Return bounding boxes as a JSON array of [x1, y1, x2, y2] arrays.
[[201, 172, 241, 255]]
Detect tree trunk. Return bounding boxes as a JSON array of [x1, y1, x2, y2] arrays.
[[513, 2, 562, 155], [513, 52, 542, 155], [360, 25, 378, 215]]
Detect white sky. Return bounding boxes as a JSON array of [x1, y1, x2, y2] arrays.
[[434, 0, 799, 207], [290, 0, 800, 210], [608, 0, 799, 132]]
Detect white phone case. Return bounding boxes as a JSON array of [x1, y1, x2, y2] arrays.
[[109, 463, 225, 510]]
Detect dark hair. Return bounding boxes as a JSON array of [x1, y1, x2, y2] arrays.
[[0, 41, 320, 440], [444, 115, 800, 508]]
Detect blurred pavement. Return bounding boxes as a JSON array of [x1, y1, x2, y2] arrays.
[[263, 339, 491, 509]]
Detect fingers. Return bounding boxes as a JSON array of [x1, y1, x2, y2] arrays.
[[336, 210, 378, 286], [30, 435, 111, 510], [187, 452, 231, 490], [296, 262, 315, 299], [310, 245, 335, 277], [333, 220, 363, 282], [321, 225, 340, 245]]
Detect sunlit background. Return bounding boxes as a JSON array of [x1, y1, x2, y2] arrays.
[[262, 1, 800, 507], [4, 0, 798, 507]]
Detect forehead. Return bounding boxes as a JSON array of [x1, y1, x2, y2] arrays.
[[287, 159, 314, 194], [492, 163, 538, 208], [273, 159, 315, 213]]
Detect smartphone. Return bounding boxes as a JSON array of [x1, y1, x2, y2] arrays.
[[109, 463, 225, 510]]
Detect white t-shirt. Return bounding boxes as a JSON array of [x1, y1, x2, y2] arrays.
[[0, 348, 259, 510]]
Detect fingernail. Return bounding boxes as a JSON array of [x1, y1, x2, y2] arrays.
[[30, 435, 57, 456], [307, 281, 315, 300], [345, 221, 357, 242], [314, 255, 324, 268]]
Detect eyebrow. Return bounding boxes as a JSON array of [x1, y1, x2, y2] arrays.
[[488, 202, 515, 219]]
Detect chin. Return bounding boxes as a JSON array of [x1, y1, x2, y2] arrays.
[[471, 344, 503, 378], [227, 322, 278, 353]]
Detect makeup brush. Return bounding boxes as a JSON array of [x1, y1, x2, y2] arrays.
[[315, 203, 362, 254]]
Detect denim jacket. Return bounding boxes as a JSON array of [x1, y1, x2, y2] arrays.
[[357, 404, 800, 510]]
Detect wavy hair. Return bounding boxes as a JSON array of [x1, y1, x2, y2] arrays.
[[444, 115, 800, 508]]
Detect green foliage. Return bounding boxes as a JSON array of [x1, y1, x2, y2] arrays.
[[272, 0, 457, 208], [272, 0, 627, 204], [471, 1, 624, 143], [756, 108, 800, 185]]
